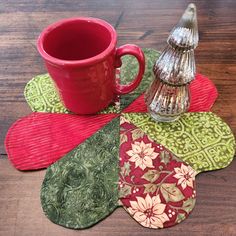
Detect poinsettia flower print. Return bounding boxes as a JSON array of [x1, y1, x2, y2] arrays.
[[120, 115, 130, 125], [127, 194, 169, 228], [173, 164, 196, 189], [126, 141, 158, 170]]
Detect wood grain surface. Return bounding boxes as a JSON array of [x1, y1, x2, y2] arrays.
[[0, 0, 236, 235]]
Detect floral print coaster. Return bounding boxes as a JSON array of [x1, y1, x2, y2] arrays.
[[119, 116, 196, 228], [123, 112, 236, 173]]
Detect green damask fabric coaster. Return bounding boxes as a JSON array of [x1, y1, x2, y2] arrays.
[[123, 112, 235, 173], [24, 48, 159, 114], [24, 73, 120, 114], [25, 73, 69, 114], [41, 117, 120, 229]]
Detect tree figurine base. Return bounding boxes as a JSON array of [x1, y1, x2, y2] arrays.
[[148, 108, 181, 122]]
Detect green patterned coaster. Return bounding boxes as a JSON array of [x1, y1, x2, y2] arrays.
[[24, 73, 69, 114], [123, 112, 235, 173], [24, 73, 120, 114], [24, 48, 160, 114], [41, 117, 120, 229], [120, 48, 159, 94]]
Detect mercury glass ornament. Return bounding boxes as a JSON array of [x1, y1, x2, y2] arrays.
[[145, 3, 198, 122]]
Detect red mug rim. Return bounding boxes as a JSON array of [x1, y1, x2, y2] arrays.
[[37, 17, 117, 67]]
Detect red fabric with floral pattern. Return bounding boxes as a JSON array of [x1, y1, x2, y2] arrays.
[[119, 116, 197, 228]]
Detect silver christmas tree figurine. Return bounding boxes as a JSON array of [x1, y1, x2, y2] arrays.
[[145, 3, 198, 122]]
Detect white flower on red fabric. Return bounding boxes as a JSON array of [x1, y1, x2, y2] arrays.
[[127, 194, 169, 228], [126, 141, 158, 170], [120, 115, 130, 125], [173, 164, 196, 189]]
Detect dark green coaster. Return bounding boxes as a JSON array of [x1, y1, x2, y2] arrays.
[[41, 117, 120, 229]]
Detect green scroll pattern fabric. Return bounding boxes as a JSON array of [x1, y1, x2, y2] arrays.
[[120, 48, 159, 93], [24, 48, 160, 114], [119, 48, 159, 110], [123, 112, 235, 173], [41, 118, 120, 229]]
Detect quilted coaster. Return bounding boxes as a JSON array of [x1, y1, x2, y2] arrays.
[[24, 48, 218, 114], [41, 117, 120, 229], [41, 116, 196, 229], [5, 113, 117, 170], [119, 117, 196, 228], [24, 73, 121, 114], [123, 112, 235, 173], [188, 74, 218, 112]]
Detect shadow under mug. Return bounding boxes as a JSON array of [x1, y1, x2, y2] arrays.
[[37, 17, 145, 114]]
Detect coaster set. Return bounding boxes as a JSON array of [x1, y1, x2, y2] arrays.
[[5, 49, 235, 229]]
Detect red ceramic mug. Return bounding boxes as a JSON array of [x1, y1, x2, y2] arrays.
[[37, 17, 145, 114]]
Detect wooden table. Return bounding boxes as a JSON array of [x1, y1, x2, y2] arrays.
[[0, 0, 236, 235]]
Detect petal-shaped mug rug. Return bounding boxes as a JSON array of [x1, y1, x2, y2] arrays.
[[119, 116, 196, 229], [5, 112, 117, 170], [123, 112, 236, 173], [41, 117, 120, 229], [123, 74, 218, 113]]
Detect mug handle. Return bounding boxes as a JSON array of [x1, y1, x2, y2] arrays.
[[114, 44, 145, 95]]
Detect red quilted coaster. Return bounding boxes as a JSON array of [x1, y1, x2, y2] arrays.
[[119, 117, 196, 228], [123, 73, 218, 113], [5, 112, 117, 170]]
